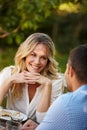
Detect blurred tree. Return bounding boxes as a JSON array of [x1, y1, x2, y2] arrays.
[[0, 0, 87, 53], [0, 0, 58, 45]]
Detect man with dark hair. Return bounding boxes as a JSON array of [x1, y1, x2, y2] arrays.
[[21, 44, 87, 130]]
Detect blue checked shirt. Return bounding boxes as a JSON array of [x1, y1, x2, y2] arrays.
[[36, 84, 87, 130]]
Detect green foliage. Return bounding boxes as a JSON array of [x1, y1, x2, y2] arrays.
[[52, 13, 87, 54], [56, 54, 68, 73], [1, 97, 7, 108], [0, 0, 58, 45], [0, 48, 16, 70], [0, 0, 87, 68]]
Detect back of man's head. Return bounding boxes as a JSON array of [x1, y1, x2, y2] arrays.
[[68, 44, 87, 83]]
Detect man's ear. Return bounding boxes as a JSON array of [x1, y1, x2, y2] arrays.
[[69, 66, 74, 77]]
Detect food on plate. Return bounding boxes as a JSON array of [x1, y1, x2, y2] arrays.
[[12, 111, 20, 117], [0, 109, 27, 121], [11, 111, 23, 121], [1, 109, 20, 118], [1, 110, 11, 117], [12, 111, 21, 120]]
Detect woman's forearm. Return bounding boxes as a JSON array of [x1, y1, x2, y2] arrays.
[[37, 82, 52, 112]]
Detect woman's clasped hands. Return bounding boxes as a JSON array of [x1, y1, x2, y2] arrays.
[[11, 71, 51, 87]]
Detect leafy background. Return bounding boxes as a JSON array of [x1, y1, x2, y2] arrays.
[[0, 0, 87, 72]]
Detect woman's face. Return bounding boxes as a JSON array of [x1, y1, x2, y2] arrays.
[[25, 43, 48, 73]]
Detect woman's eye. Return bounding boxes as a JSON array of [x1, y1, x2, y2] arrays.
[[41, 57, 47, 60], [31, 53, 36, 56]]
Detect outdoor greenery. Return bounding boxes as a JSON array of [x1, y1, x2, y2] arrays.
[[0, 0, 87, 72]]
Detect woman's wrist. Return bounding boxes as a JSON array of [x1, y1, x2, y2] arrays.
[[43, 79, 52, 88]]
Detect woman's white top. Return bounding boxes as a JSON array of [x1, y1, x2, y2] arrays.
[[0, 66, 66, 123]]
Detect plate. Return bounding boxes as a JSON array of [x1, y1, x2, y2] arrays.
[[0, 109, 27, 121]]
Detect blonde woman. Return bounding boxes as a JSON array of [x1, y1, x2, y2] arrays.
[[0, 33, 65, 123]]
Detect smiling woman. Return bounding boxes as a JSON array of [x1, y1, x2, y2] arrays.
[[0, 33, 65, 123]]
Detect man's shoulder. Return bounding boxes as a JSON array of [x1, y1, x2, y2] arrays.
[[60, 92, 72, 98], [57, 92, 73, 105]]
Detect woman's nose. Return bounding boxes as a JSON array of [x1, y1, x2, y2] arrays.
[[34, 57, 40, 64]]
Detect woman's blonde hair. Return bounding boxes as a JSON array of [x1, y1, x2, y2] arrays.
[[11, 33, 59, 101]]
